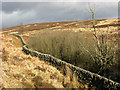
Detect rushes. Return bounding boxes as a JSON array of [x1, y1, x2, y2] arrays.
[[27, 30, 96, 69]]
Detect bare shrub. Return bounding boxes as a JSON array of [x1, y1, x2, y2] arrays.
[[86, 4, 118, 81]]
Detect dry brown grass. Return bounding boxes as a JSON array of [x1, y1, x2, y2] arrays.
[[1, 33, 90, 88], [1, 18, 119, 88], [1, 34, 64, 88]]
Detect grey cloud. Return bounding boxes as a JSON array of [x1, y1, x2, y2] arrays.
[[1, 2, 118, 28], [2, 2, 40, 14]]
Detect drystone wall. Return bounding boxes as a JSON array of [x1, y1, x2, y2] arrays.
[[10, 33, 120, 89]]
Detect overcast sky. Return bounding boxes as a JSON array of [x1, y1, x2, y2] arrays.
[[1, 0, 119, 28]]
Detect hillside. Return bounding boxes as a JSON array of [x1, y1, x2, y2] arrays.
[[1, 18, 119, 89], [2, 18, 119, 44]]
